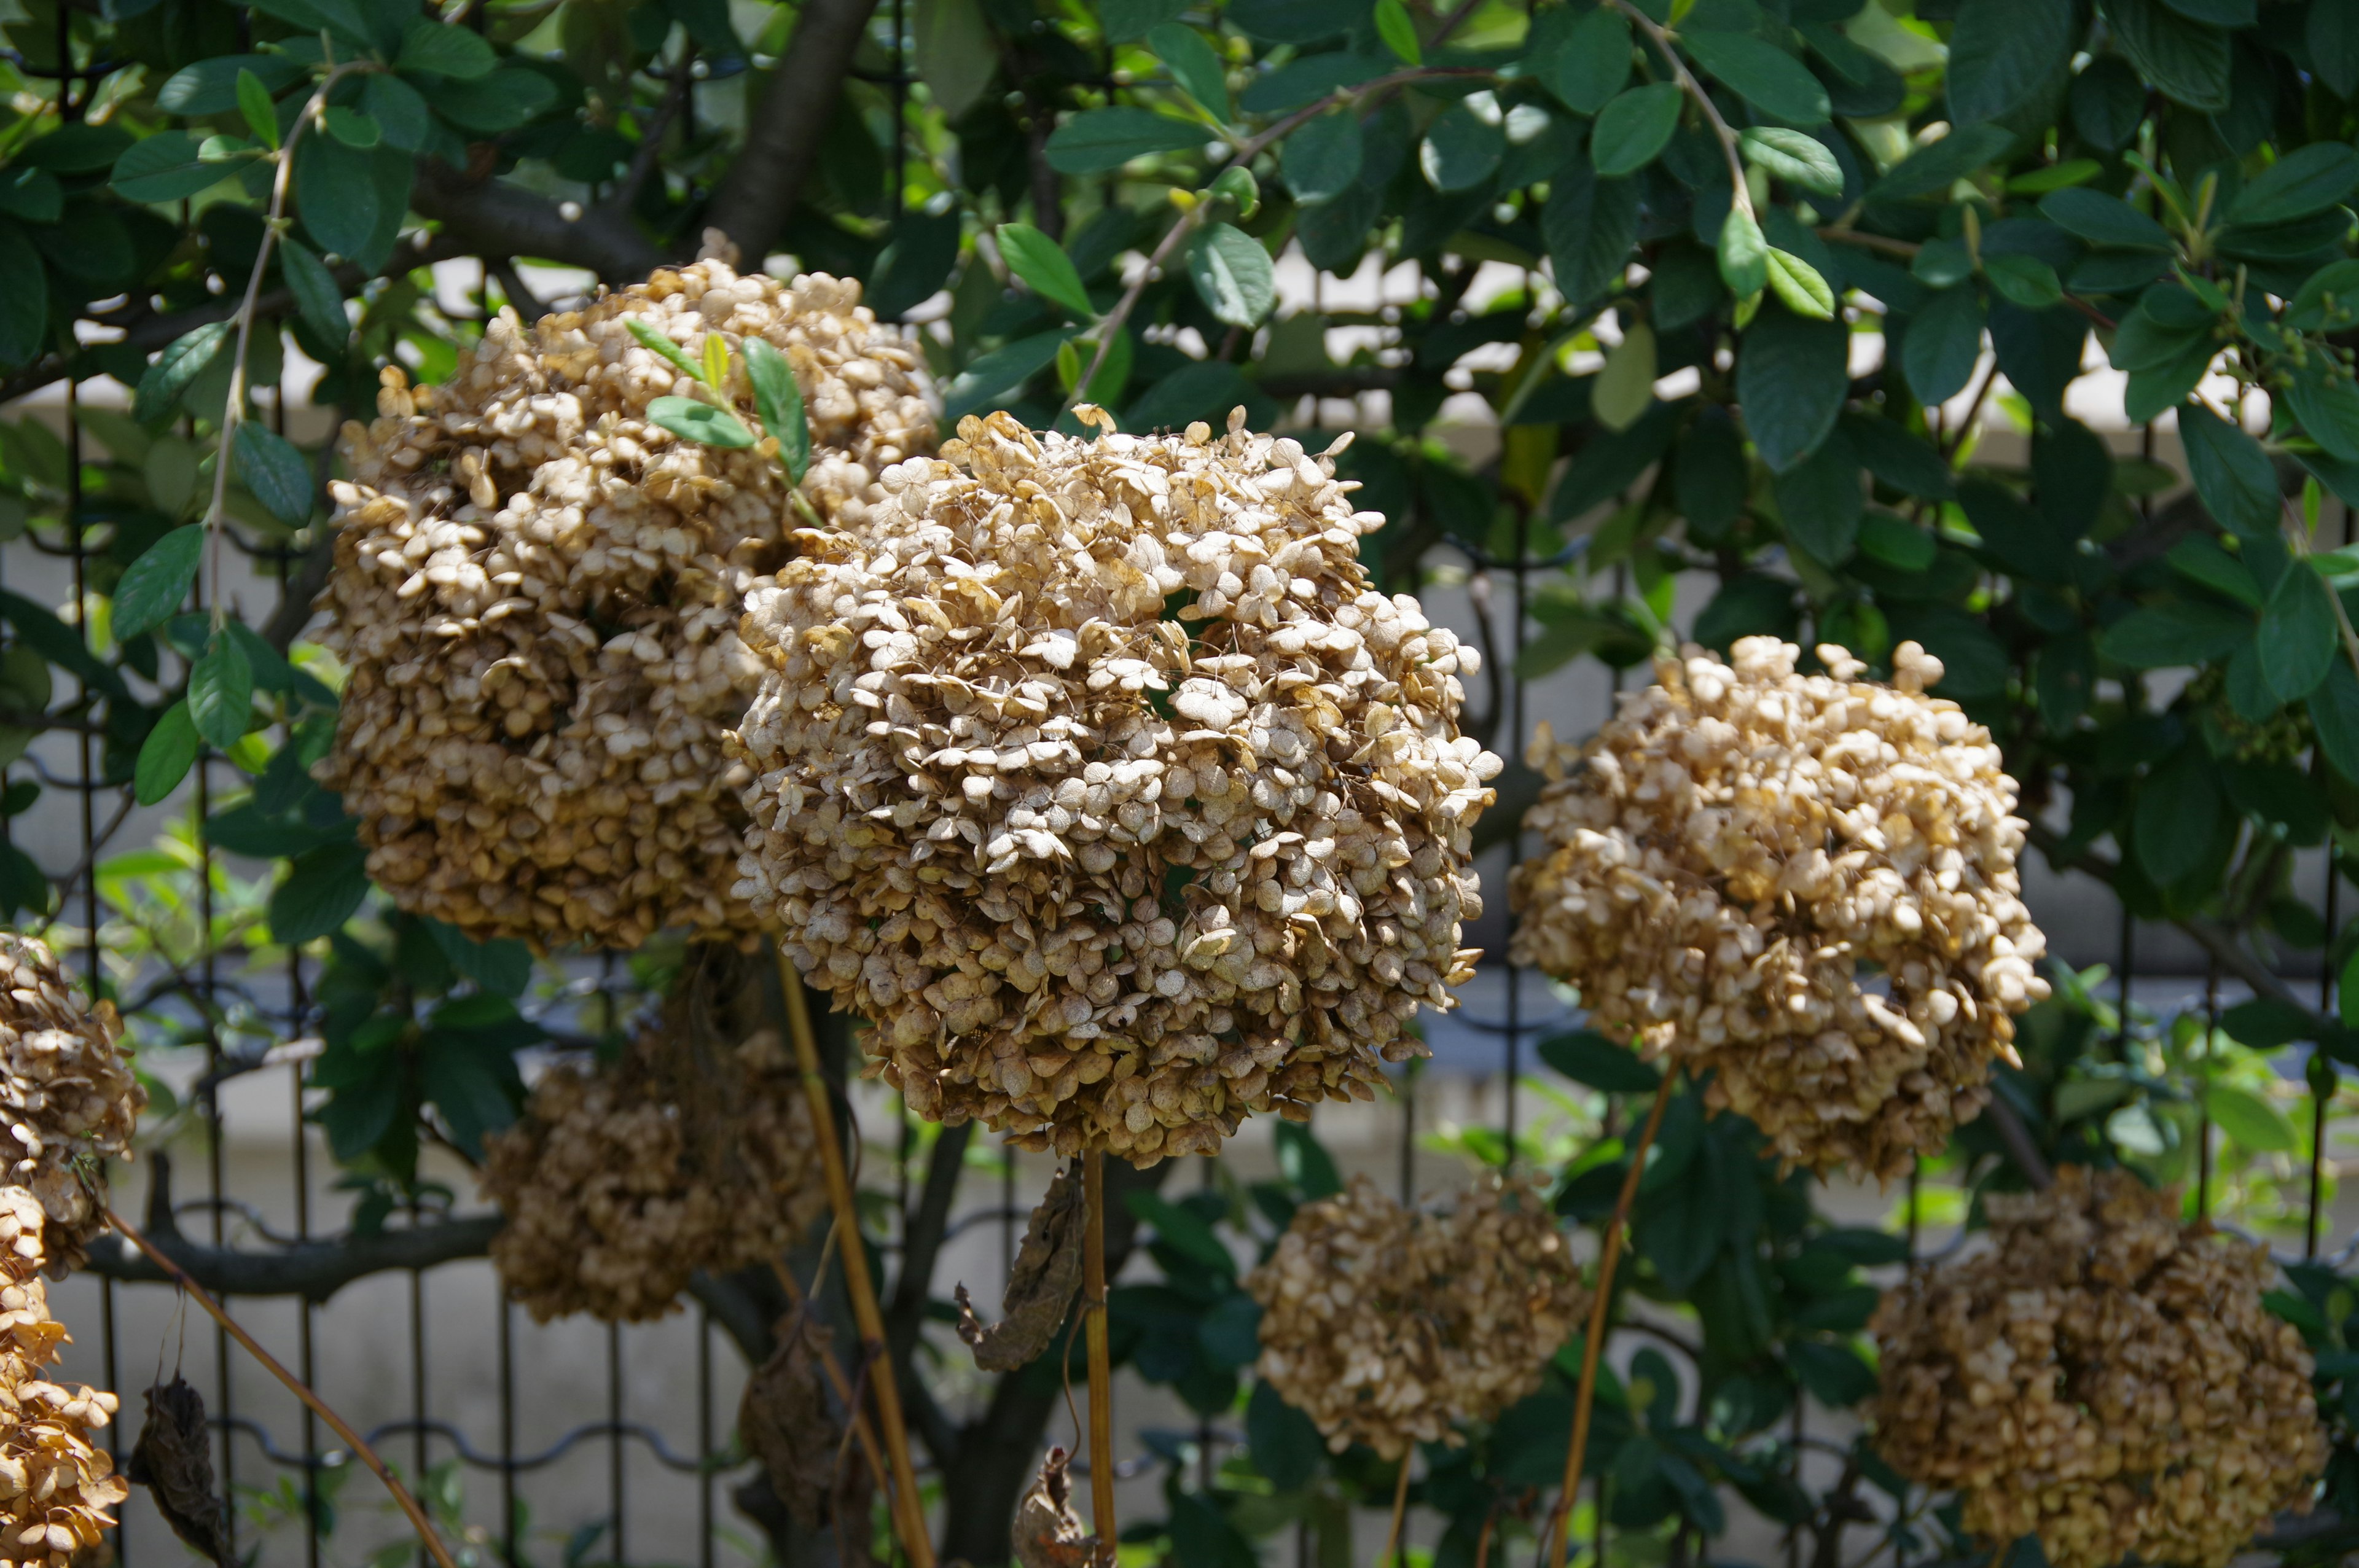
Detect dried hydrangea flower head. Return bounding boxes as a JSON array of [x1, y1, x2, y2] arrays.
[[0, 934, 143, 1275], [316, 260, 937, 949], [1244, 1173, 1584, 1458], [732, 407, 1500, 1163], [0, 1187, 128, 1565], [1872, 1166, 2324, 1568], [480, 1023, 829, 1322], [1508, 638, 2048, 1179]]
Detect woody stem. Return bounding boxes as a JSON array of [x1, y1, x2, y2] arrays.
[[1084, 1149, 1117, 1560]]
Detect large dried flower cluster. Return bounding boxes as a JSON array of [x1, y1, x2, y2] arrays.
[[732, 408, 1501, 1163], [316, 260, 936, 948], [1872, 1166, 2324, 1568], [480, 1025, 829, 1322], [0, 935, 142, 1274], [1244, 1174, 1584, 1458], [0, 1188, 127, 1565], [1508, 638, 2048, 1179]]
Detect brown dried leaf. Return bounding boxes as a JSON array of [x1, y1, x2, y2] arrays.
[[1012, 1446, 1097, 1568], [958, 1166, 1087, 1371], [127, 1377, 230, 1567], [739, 1313, 850, 1532]]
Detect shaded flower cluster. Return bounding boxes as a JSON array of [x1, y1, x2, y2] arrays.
[[480, 1024, 829, 1322], [1872, 1166, 2324, 1568], [318, 260, 935, 949], [1244, 1174, 1584, 1458], [732, 408, 1499, 1163], [1509, 638, 2047, 1179], [0, 935, 142, 1274]]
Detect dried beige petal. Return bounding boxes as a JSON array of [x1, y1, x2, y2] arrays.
[[0, 934, 143, 1274], [316, 260, 938, 950], [0, 1187, 129, 1561], [1244, 1174, 1584, 1459], [1872, 1167, 2325, 1568], [735, 409, 1500, 1162], [1509, 637, 2048, 1180], [480, 1021, 829, 1323]]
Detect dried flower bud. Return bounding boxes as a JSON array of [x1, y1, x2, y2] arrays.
[[481, 1023, 829, 1322], [733, 409, 1500, 1163], [1244, 1174, 1584, 1458], [1509, 638, 2048, 1179], [0, 934, 143, 1274], [317, 260, 938, 950], [1872, 1167, 2325, 1568], [0, 1187, 129, 1565]]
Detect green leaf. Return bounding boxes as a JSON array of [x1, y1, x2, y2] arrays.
[[647, 397, 757, 448], [620, 322, 701, 392], [322, 106, 380, 148], [2165, 535, 2261, 606], [1983, 252, 2062, 310], [1282, 112, 1362, 203], [2315, 0, 2359, 98], [2135, 747, 2222, 887], [1538, 1029, 1661, 1091], [2312, 660, 2359, 782], [1420, 99, 1503, 192], [1738, 308, 1848, 473], [278, 239, 350, 347], [1764, 248, 1835, 319], [1148, 22, 1232, 121], [1126, 1191, 1235, 1277], [398, 17, 498, 77], [1680, 31, 1829, 125], [2179, 402, 2280, 537], [294, 133, 378, 260], [1372, 0, 1421, 63], [1187, 223, 1276, 327], [1548, 4, 1630, 113], [1273, 1119, 1343, 1198], [1636, 1152, 1725, 1294], [1868, 123, 2014, 202], [237, 69, 281, 150], [0, 169, 61, 225], [1947, 0, 2079, 124], [998, 222, 1097, 317], [1716, 203, 1769, 298], [158, 53, 307, 114], [1843, 413, 1955, 499], [1591, 83, 1682, 178], [1103, 0, 1189, 42], [112, 130, 248, 203], [1775, 438, 1864, 565], [0, 592, 122, 701], [2101, 0, 2231, 112], [2226, 143, 2359, 226], [112, 527, 203, 642], [2260, 564, 2338, 703], [234, 424, 313, 527], [1546, 165, 1641, 308], [134, 701, 199, 807], [2206, 1082, 2298, 1152], [913, 0, 1000, 121], [133, 322, 232, 428], [1044, 106, 1205, 173], [2097, 601, 2255, 666], [2287, 369, 2359, 464], [1593, 323, 1656, 433], [270, 841, 372, 945], [743, 338, 811, 485], [2038, 187, 2172, 251], [423, 68, 558, 133], [0, 224, 47, 368], [190, 631, 256, 751], [1738, 128, 1843, 198]]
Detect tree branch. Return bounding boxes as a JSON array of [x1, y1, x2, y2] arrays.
[[888, 1122, 974, 1372], [411, 160, 664, 283], [702, 0, 886, 263], [86, 1209, 503, 1301]]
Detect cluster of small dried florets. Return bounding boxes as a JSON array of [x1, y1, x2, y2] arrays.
[[731, 408, 1500, 1163], [1509, 638, 2048, 1179], [0, 1188, 127, 1566], [1244, 1174, 1584, 1458], [1872, 1166, 2325, 1568], [0, 935, 143, 1275], [480, 1025, 829, 1323], [316, 260, 936, 950]]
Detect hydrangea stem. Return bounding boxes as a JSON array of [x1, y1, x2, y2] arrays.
[[1084, 1148, 1117, 1560], [1543, 1069, 1680, 1568], [777, 946, 937, 1568]]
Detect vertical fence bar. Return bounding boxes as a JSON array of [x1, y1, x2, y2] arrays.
[[499, 1295, 518, 1567], [700, 1307, 716, 1568], [609, 1321, 626, 1562]]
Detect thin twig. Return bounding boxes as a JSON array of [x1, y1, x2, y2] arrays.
[[1380, 1453, 1413, 1568], [105, 1207, 462, 1568], [775, 945, 937, 1568], [1613, 0, 1747, 218], [1979, 1094, 2054, 1190], [205, 53, 368, 625], [609, 45, 697, 214], [1083, 1149, 1117, 1564], [1543, 1071, 1678, 1568]]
